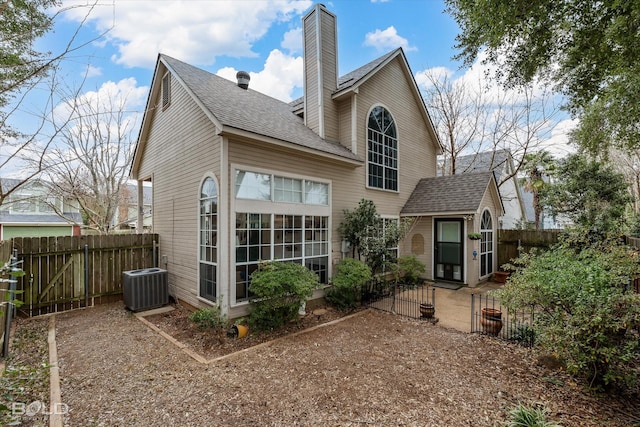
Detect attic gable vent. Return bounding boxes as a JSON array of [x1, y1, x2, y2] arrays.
[[161, 72, 171, 108], [236, 71, 250, 89]]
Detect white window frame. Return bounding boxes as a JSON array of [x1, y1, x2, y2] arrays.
[[198, 176, 219, 304], [366, 105, 399, 192]]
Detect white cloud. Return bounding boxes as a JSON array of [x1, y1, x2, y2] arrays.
[[217, 49, 303, 102], [281, 27, 303, 54], [414, 66, 452, 90], [538, 118, 578, 159], [364, 26, 416, 52], [60, 0, 312, 69], [84, 64, 102, 78]]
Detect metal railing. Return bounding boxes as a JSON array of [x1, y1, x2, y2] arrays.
[[362, 280, 436, 320], [471, 293, 535, 347]]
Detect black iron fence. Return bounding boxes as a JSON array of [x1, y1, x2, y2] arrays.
[[471, 293, 535, 347], [362, 280, 436, 320]]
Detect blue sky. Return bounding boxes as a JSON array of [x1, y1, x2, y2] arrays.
[[3, 0, 574, 178], [48, 0, 462, 102]]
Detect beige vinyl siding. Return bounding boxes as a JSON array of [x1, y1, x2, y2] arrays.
[[320, 10, 339, 141], [137, 71, 222, 308], [337, 98, 352, 151], [467, 187, 501, 285], [303, 11, 319, 134], [348, 56, 437, 217], [400, 216, 434, 281]]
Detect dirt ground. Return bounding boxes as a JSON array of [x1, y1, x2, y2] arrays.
[[50, 301, 640, 427]]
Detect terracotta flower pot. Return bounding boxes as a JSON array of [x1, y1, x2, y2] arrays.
[[493, 271, 510, 283], [419, 303, 435, 318], [480, 307, 503, 336]]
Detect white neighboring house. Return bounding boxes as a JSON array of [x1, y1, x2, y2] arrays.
[[0, 178, 83, 239], [519, 180, 569, 230], [441, 150, 525, 229]]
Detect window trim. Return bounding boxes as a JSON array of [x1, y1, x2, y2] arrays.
[[479, 208, 494, 278], [234, 166, 330, 207], [198, 175, 219, 303], [366, 104, 399, 192]]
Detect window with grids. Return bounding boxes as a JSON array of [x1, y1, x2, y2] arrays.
[[480, 209, 494, 277], [367, 106, 398, 191], [199, 178, 218, 302], [234, 213, 329, 303], [235, 170, 328, 205]]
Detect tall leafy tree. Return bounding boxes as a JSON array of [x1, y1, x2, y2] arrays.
[[520, 150, 555, 230], [543, 153, 632, 237], [445, 0, 640, 153]]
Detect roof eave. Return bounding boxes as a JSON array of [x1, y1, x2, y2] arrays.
[[401, 210, 477, 217], [220, 127, 364, 166]]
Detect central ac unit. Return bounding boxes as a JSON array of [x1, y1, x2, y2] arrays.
[[122, 268, 169, 312]]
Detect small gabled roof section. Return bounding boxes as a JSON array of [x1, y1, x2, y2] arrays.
[[401, 172, 503, 216], [131, 54, 362, 178]]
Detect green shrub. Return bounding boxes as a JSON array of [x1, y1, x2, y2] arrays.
[[397, 255, 426, 287], [248, 261, 318, 331], [507, 403, 561, 427], [189, 306, 226, 330], [495, 242, 640, 390], [326, 258, 372, 310]]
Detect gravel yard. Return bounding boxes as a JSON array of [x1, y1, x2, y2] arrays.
[[44, 302, 640, 426]]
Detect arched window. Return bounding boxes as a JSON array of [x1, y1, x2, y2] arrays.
[[367, 106, 398, 191], [199, 177, 218, 302], [480, 209, 493, 277]]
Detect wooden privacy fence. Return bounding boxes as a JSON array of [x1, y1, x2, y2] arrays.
[[497, 229, 561, 267], [4, 234, 158, 317], [1, 241, 15, 356]]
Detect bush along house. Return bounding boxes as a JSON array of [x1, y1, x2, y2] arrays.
[[130, 3, 503, 318]]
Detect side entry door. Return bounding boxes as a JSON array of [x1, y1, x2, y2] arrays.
[[434, 219, 463, 282]]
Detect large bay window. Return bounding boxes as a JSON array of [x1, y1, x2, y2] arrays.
[[234, 169, 330, 303]]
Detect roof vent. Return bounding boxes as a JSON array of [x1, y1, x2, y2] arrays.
[[236, 71, 250, 89]]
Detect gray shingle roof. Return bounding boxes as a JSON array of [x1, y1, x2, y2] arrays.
[[445, 149, 511, 174], [401, 172, 496, 215], [289, 49, 399, 112], [161, 55, 361, 163], [0, 212, 82, 224]]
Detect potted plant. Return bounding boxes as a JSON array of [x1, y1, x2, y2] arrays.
[[493, 271, 510, 283], [468, 232, 482, 240]]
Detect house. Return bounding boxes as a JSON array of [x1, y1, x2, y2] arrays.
[[112, 183, 153, 231], [520, 183, 568, 230], [130, 4, 504, 317], [441, 150, 524, 229], [0, 178, 82, 239]]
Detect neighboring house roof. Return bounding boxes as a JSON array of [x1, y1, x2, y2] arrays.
[[1, 178, 82, 225], [449, 149, 512, 176], [401, 172, 502, 215], [0, 212, 83, 225]]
